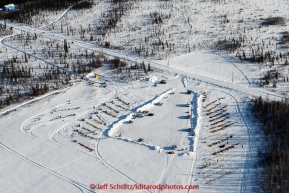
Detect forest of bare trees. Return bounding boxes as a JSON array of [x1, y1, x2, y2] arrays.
[[0, 0, 93, 23], [0, 23, 12, 36], [252, 97, 289, 193], [0, 56, 70, 109]]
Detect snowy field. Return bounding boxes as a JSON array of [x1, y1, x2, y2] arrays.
[[0, 67, 262, 192], [1, 0, 288, 192]]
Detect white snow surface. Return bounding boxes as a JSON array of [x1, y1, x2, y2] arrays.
[[0, 0, 282, 192], [0, 69, 261, 192]]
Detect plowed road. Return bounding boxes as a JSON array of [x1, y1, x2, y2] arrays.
[[1, 22, 284, 100]]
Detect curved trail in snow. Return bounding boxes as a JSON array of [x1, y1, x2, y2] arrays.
[[39, 5, 74, 29], [0, 3, 80, 77], [213, 52, 251, 88], [158, 155, 177, 193], [0, 142, 93, 193], [0, 8, 277, 192], [17, 88, 150, 192], [187, 88, 250, 192], [218, 91, 252, 193], [0, 86, 69, 117], [95, 135, 153, 193], [1, 38, 80, 77]]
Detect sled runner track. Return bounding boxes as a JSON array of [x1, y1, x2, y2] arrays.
[[20, 115, 148, 193], [19, 98, 89, 136], [39, 4, 74, 29], [158, 155, 178, 193], [213, 53, 250, 88], [0, 142, 94, 193], [17, 86, 138, 176], [95, 135, 153, 193], [17, 96, 146, 189], [0, 87, 68, 118], [218, 90, 252, 193], [156, 155, 169, 189]]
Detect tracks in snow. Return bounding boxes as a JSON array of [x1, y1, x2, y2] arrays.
[[0, 142, 93, 193], [1, 21, 283, 101], [220, 91, 252, 193]]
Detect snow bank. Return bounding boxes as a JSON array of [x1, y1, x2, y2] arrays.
[[154, 146, 162, 153], [107, 88, 175, 141], [136, 88, 175, 112], [192, 93, 203, 153], [108, 113, 133, 136], [113, 137, 163, 153], [85, 72, 95, 78]]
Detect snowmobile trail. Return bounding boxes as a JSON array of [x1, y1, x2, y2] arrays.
[[0, 142, 93, 193], [219, 91, 252, 193], [95, 136, 153, 193], [1, 21, 283, 101]]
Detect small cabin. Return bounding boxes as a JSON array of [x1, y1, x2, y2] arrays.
[[3, 4, 16, 12]]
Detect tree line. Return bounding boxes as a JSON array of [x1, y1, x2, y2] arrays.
[[0, 0, 93, 23], [252, 97, 289, 193], [0, 55, 70, 109]]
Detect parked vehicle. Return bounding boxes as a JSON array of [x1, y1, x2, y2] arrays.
[[160, 80, 167, 84], [155, 102, 163, 106], [186, 102, 191, 107], [136, 113, 144, 118], [148, 113, 154, 116]]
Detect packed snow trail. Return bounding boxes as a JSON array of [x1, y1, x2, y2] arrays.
[[1, 22, 283, 101], [0, 2, 84, 77], [0, 87, 69, 117], [219, 91, 252, 193], [213, 52, 251, 88], [39, 5, 74, 28], [0, 142, 93, 193], [1, 37, 81, 77]]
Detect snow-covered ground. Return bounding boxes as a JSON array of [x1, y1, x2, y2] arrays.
[[1, 0, 287, 192], [0, 67, 262, 192]]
